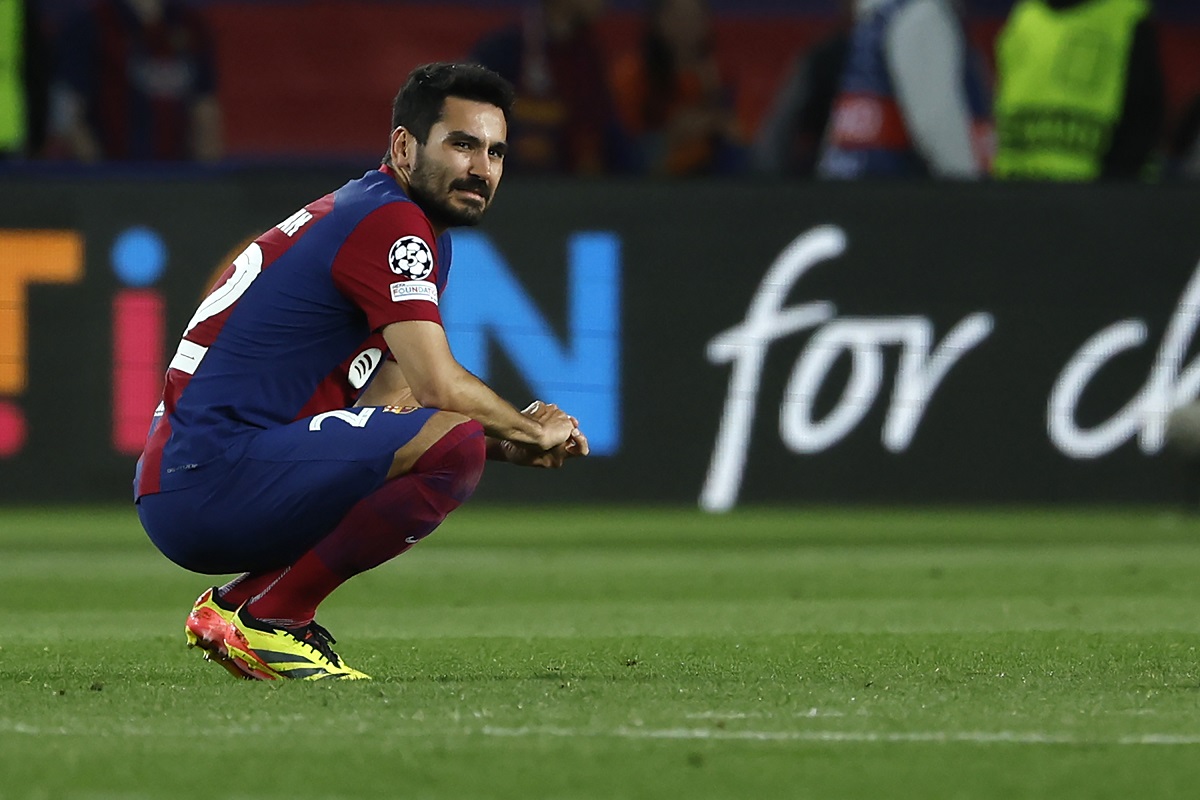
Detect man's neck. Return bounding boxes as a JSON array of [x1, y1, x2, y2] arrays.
[[384, 164, 448, 238]]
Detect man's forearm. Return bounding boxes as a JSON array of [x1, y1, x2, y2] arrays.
[[357, 359, 550, 450], [420, 366, 548, 447], [382, 320, 569, 449]]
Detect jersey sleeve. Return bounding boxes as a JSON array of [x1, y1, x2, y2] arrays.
[[330, 201, 444, 331], [437, 231, 453, 295]]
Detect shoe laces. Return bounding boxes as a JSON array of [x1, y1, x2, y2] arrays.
[[289, 621, 342, 667]]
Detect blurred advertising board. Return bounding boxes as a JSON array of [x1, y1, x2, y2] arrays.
[[0, 174, 1196, 506]]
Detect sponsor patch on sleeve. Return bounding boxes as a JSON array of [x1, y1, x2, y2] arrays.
[[390, 280, 438, 304]]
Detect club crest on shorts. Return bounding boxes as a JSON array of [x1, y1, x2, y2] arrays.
[[388, 236, 434, 279], [383, 405, 418, 414]]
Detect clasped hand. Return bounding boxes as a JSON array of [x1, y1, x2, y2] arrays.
[[503, 401, 589, 468]]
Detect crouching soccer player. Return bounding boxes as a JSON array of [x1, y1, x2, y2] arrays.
[[134, 62, 588, 681]]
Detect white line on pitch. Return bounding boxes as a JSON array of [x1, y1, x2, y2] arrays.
[[685, 708, 846, 720], [6, 719, 1200, 746], [481, 726, 1200, 746]]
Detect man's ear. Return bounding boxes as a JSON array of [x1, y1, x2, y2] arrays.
[[390, 127, 416, 170]]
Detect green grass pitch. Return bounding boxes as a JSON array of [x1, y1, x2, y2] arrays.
[[3, 505, 1200, 798]]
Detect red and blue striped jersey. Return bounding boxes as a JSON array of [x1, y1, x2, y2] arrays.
[[135, 166, 451, 498]]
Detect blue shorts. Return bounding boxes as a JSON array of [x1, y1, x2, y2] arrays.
[[137, 406, 440, 574]]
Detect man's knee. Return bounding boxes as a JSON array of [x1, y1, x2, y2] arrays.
[[389, 411, 477, 478], [410, 417, 486, 502]]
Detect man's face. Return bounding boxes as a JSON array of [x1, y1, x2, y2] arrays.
[[406, 97, 507, 229]]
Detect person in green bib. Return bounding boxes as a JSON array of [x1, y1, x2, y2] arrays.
[[0, 0, 47, 159], [992, 0, 1163, 181]]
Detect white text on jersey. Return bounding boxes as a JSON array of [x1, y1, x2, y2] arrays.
[[277, 209, 314, 237]]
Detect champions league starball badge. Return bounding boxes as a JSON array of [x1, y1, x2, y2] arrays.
[[388, 236, 434, 279]]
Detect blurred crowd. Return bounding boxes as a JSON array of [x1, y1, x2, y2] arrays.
[[3, 0, 1199, 180]]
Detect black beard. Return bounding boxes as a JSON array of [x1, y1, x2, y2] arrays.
[[407, 166, 488, 229]]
